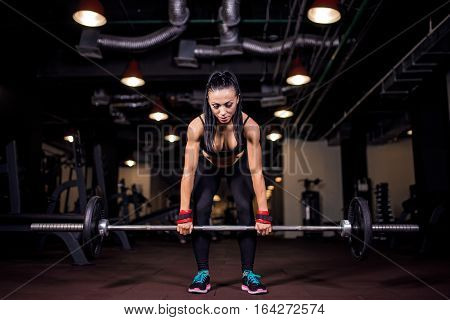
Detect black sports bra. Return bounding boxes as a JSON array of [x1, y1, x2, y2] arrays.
[[198, 114, 251, 158]]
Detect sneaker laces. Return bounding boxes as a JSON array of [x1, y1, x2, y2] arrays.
[[244, 271, 261, 285], [192, 271, 209, 284]]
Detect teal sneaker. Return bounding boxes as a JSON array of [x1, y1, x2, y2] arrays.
[[188, 270, 211, 294], [242, 270, 268, 294]]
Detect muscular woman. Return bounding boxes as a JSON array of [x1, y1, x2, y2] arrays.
[[177, 71, 272, 295]]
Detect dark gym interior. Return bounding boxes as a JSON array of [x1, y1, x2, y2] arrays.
[[0, 0, 449, 300]]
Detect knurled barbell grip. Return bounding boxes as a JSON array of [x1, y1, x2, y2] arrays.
[[372, 224, 420, 232], [31, 223, 84, 232]]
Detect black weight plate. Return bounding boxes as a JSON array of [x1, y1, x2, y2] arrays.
[[82, 196, 105, 259], [348, 197, 373, 260]]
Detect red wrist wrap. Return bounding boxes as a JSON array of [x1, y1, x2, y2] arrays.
[[177, 209, 193, 224], [256, 210, 272, 224]]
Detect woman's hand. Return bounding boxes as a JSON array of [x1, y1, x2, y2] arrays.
[[177, 221, 193, 235], [255, 222, 272, 236]]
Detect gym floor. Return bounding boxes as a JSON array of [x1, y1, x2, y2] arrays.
[[1, 235, 449, 300]]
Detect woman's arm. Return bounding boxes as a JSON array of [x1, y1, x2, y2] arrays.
[[180, 118, 202, 210], [245, 118, 268, 211]]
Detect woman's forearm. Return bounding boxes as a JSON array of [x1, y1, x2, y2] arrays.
[[251, 172, 268, 211], [246, 124, 269, 212], [180, 171, 195, 210], [179, 124, 200, 210]]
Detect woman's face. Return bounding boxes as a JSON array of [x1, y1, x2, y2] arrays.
[[207, 87, 239, 124]]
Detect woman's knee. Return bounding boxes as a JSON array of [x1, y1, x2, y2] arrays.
[[236, 211, 255, 226], [193, 203, 214, 225], [232, 200, 253, 225]]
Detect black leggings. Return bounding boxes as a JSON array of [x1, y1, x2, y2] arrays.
[[191, 154, 256, 272]]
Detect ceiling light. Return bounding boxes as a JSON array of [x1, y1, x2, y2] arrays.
[[149, 100, 169, 121], [286, 57, 311, 86], [124, 160, 136, 167], [275, 176, 283, 183], [266, 131, 283, 142], [164, 126, 180, 142], [407, 130, 413, 136], [213, 194, 221, 202], [267, 185, 275, 191], [73, 0, 107, 27], [64, 135, 74, 143], [165, 134, 180, 143], [121, 60, 145, 87], [307, 0, 341, 24], [149, 112, 168, 121], [274, 109, 294, 118]]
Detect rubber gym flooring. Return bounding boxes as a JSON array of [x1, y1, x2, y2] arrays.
[[1, 234, 449, 299]]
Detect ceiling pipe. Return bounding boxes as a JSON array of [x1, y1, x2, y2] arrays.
[[242, 35, 339, 57], [191, 0, 339, 60], [221, 0, 241, 27], [79, 0, 189, 54], [193, 34, 339, 59], [217, 0, 242, 54], [76, 0, 341, 62], [98, 25, 186, 51], [194, 0, 242, 57]]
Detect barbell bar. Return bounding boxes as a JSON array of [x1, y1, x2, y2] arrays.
[[30, 222, 420, 233], [26, 196, 421, 261]]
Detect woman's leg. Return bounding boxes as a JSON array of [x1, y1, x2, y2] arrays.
[[227, 157, 256, 272], [191, 158, 221, 271]]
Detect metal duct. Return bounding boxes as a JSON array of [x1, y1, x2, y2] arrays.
[[218, 0, 240, 45], [194, 35, 339, 58], [221, 0, 240, 27], [188, 0, 242, 60], [218, 21, 239, 45], [194, 45, 221, 58], [242, 35, 339, 57], [97, 0, 189, 52], [110, 101, 150, 108], [191, 0, 338, 59], [112, 94, 146, 100], [168, 0, 190, 26]]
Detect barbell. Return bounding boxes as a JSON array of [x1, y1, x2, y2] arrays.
[[28, 196, 420, 261]]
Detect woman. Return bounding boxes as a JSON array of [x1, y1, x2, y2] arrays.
[[177, 71, 272, 295]]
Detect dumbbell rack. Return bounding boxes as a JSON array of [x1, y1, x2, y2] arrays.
[[374, 183, 395, 241]]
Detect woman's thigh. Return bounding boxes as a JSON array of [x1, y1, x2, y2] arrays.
[[226, 156, 255, 226], [192, 158, 222, 224]]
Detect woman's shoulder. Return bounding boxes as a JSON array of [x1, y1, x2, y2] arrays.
[[190, 113, 206, 125], [241, 112, 260, 141], [241, 112, 258, 127], [187, 114, 204, 140]]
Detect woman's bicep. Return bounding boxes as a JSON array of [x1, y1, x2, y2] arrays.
[[183, 123, 201, 175], [245, 126, 262, 172], [184, 140, 200, 174]]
